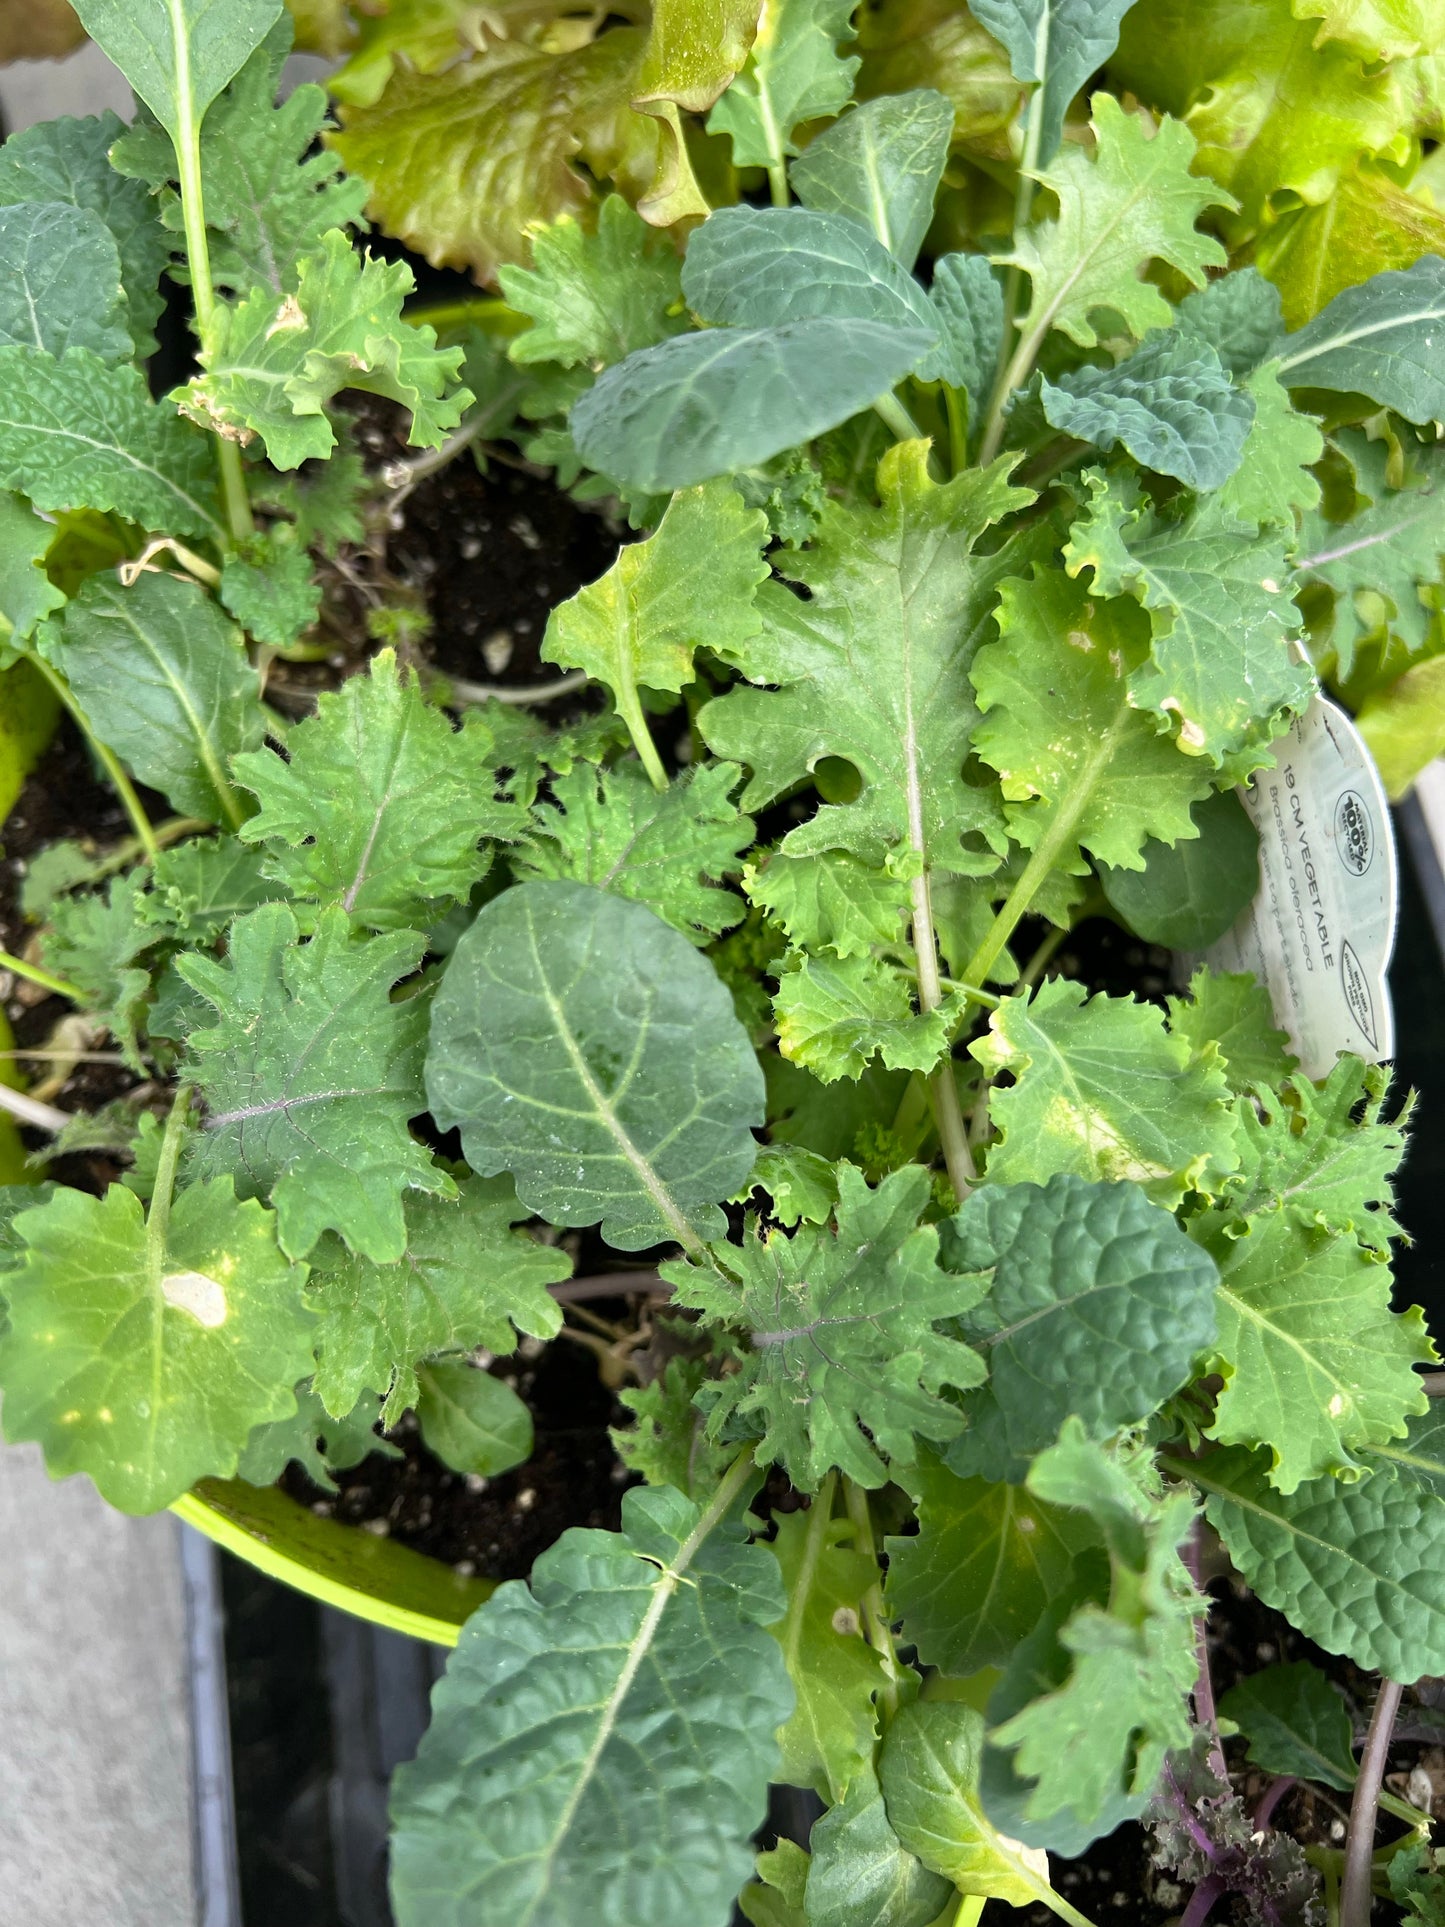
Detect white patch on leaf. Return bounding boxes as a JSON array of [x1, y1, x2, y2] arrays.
[[162, 1269, 229, 1329]]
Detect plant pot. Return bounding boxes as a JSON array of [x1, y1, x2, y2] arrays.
[[174, 1478, 492, 1647]]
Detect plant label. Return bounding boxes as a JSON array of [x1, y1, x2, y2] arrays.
[[1206, 692, 1398, 1079]]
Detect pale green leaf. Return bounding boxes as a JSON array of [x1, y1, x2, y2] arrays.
[[540, 480, 768, 740], [613, 1356, 733, 1500], [0, 491, 65, 644], [0, 203, 130, 361], [701, 441, 1030, 872], [1098, 789, 1261, 950], [499, 195, 684, 369], [941, 1173, 1220, 1477], [180, 902, 450, 1262], [1275, 255, 1445, 425], [416, 1361, 533, 1476], [70, 0, 282, 135], [766, 1491, 886, 1798], [0, 346, 221, 539], [1041, 331, 1254, 489], [1194, 1446, 1445, 1679], [1200, 1207, 1430, 1490], [971, 566, 1214, 877], [1167, 968, 1298, 1095], [181, 228, 471, 468], [309, 1178, 568, 1425], [1366, 1404, 1445, 1497], [789, 89, 955, 267], [1223, 1056, 1405, 1250], [234, 648, 522, 931], [774, 951, 954, 1081], [0, 111, 170, 358], [0, 1176, 314, 1512], [668, 1163, 986, 1489], [740, 1842, 810, 1927], [1295, 0, 1444, 61], [389, 1480, 793, 1927], [997, 95, 1231, 354], [682, 205, 940, 338], [969, 0, 1135, 165], [1208, 363, 1324, 532], [516, 759, 751, 945], [1064, 467, 1309, 764], [707, 0, 860, 171], [745, 848, 911, 959], [804, 1765, 952, 1927], [1217, 1660, 1357, 1793], [744, 1143, 840, 1225], [137, 835, 275, 944], [885, 1447, 1096, 1674], [1177, 267, 1283, 377], [570, 318, 936, 494], [425, 879, 764, 1252], [971, 978, 1239, 1201], [879, 1700, 1055, 1907], [39, 872, 156, 1061], [52, 570, 263, 830]]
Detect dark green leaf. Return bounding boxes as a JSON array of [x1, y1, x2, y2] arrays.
[[238, 1381, 397, 1491], [804, 1764, 952, 1927], [970, 0, 1134, 165], [1177, 268, 1283, 377], [425, 879, 764, 1252], [927, 252, 1004, 439], [570, 319, 935, 494], [389, 1480, 792, 1927], [1275, 256, 1445, 425], [1041, 331, 1254, 489], [0, 202, 130, 360], [1217, 1661, 1357, 1793], [683, 205, 939, 338], [706, 0, 860, 172], [69, 0, 282, 137], [1098, 789, 1260, 950]]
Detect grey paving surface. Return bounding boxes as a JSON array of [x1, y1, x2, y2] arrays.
[[0, 1442, 195, 1926]]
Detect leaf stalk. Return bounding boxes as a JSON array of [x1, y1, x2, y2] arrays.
[[1340, 1678, 1403, 1927], [29, 655, 161, 861], [0, 949, 85, 1003]]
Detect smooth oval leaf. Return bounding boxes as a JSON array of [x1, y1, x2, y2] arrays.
[[1217, 1660, 1357, 1794], [682, 204, 939, 336], [570, 319, 935, 493], [969, 0, 1135, 166], [415, 1361, 533, 1477], [789, 89, 954, 268], [425, 879, 765, 1252], [50, 569, 265, 828], [805, 1764, 952, 1927], [1275, 255, 1445, 425], [389, 1479, 792, 1927], [70, 0, 282, 135], [1098, 789, 1260, 950], [0, 202, 130, 360]]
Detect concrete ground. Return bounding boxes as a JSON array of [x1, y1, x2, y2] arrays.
[[0, 1442, 196, 1924]]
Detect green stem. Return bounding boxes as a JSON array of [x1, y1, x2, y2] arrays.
[[842, 1478, 906, 1726], [30, 656, 160, 861], [873, 390, 927, 444], [767, 159, 790, 207], [145, 1081, 194, 1281], [0, 949, 85, 1002], [960, 718, 1127, 991], [979, 66, 1047, 467], [614, 677, 669, 792], [955, 1901, 986, 1927], [909, 870, 975, 1201], [944, 386, 969, 477], [169, 36, 253, 545]]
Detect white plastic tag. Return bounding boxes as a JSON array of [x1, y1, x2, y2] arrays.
[[1205, 692, 1398, 1078]]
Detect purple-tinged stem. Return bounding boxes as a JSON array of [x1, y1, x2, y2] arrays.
[[1180, 1872, 1225, 1927], [1164, 1763, 1220, 1864], [1341, 1679, 1404, 1927], [1184, 1522, 1229, 1789], [1253, 1776, 1298, 1831]]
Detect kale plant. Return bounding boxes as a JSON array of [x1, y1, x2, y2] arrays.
[[0, 3, 1444, 1924]]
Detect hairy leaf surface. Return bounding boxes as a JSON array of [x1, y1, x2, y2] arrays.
[[180, 903, 449, 1262], [669, 1163, 986, 1488], [234, 648, 523, 931], [425, 880, 764, 1251], [310, 1178, 568, 1424]]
